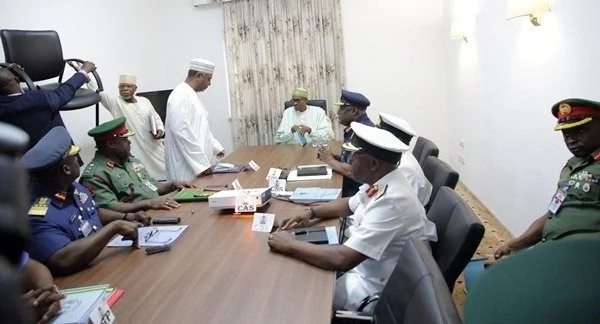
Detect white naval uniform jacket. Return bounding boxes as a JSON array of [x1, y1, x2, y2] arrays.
[[399, 152, 433, 206], [334, 167, 437, 310]]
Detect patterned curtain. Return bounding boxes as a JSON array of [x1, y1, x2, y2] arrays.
[[223, 0, 345, 147]]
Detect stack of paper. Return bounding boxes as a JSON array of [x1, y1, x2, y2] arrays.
[[289, 187, 341, 203], [107, 225, 189, 247], [51, 284, 110, 324]]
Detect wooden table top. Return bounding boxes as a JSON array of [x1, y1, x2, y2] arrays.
[[55, 144, 342, 324]]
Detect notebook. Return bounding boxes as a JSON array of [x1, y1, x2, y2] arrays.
[[289, 226, 338, 245], [295, 131, 307, 147], [289, 188, 342, 203], [296, 165, 328, 176], [173, 188, 219, 202], [212, 163, 246, 173]]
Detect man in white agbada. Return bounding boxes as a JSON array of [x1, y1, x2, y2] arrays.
[[86, 74, 166, 180], [164, 58, 225, 181], [274, 88, 334, 145]]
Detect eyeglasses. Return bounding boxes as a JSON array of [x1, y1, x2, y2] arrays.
[[143, 227, 182, 244]]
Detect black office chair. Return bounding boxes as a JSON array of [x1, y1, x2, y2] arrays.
[[333, 238, 462, 324], [0, 29, 104, 125], [0, 122, 30, 265], [427, 186, 484, 292], [412, 136, 439, 167], [137, 89, 173, 124], [0, 122, 37, 324], [465, 237, 600, 324], [422, 156, 459, 211], [284, 99, 327, 112]]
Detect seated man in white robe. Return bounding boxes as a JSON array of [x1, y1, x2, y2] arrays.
[[274, 88, 334, 145]]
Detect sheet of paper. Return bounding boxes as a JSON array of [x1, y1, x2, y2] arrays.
[[248, 160, 260, 171], [232, 179, 243, 190], [51, 285, 109, 324], [251, 213, 275, 232], [107, 225, 188, 247], [265, 167, 282, 180], [268, 178, 287, 193]]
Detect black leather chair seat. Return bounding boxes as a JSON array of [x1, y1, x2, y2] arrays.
[[427, 186, 484, 291]]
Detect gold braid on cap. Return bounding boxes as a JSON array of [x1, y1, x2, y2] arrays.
[[554, 117, 593, 131]]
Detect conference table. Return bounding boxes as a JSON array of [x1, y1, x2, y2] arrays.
[[55, 144, 342, 324]]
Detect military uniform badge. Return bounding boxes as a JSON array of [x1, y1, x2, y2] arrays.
[[29, 197, 49, 217]]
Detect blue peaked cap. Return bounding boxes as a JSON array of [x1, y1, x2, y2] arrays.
[[335, 89, 371, 108]]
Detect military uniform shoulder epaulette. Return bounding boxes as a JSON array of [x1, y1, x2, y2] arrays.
[[374, 185, 387, 201], [28, 197, 50, 217], [81, 161, 100, 178]]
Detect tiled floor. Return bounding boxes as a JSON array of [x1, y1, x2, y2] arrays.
[[451, 182, 514, 314]]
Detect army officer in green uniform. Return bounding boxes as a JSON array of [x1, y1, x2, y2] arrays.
[[495, 98, 600, 259], [80, 117, 196, 213]]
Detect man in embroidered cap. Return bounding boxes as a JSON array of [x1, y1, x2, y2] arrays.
[[318, 89, 376, 197], [78, 68, 166, 180], [378, 112, 432, 206], [269, 122, 437, 311], [274, 87, 334, 145], [22, 126, 150, 276], [164, 58, 226, 181], [80, 117, 196, 213], [495, 98, 600, 259]]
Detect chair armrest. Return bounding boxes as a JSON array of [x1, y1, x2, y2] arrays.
[[63, 58, 104, 92], [0, 63, 36, 91], [356, 294, 379, 312], [333, 310, 373, 323]]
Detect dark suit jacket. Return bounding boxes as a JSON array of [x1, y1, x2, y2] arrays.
[[0, 72, 87, 149]]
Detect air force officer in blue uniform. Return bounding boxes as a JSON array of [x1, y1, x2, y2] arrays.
[[22, 127, 150, 275]]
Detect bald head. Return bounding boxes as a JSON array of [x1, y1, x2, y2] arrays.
[[0, 68, 20, 95]]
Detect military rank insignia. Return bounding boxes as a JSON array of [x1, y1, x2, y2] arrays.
[[29, 197, 49, 217], [365, 185, 388, 200]]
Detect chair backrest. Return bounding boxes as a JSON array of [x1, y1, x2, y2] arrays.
[[372, 238, 462, 324], [465, 237, 600, 324], [137, 89, 173, 123], [422, 156, 459, 211], [0, 258, 30, 324], [1, 29, 65, 81], [426, 186, 484, 291], [284, 99, 327, 112], [0, 123, 30, 265], [412, 137, 439, 166]]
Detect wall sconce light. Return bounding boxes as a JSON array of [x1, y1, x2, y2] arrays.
[[506, 0, 550, 26], [450, 20, 470, 43]]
